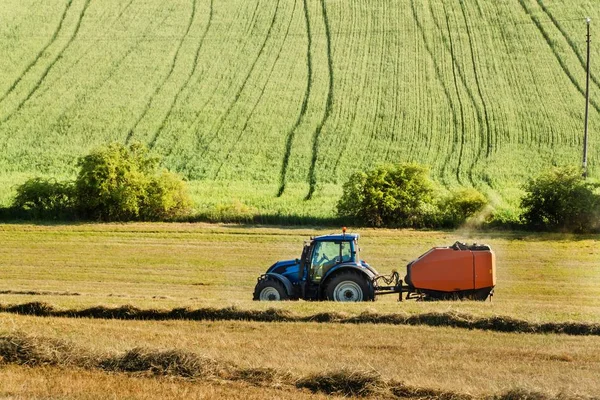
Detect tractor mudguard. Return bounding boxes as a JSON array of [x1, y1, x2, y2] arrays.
[[321, 265, 376, 299], [324, 264, 377, 282], [264, 272, 295, 297]]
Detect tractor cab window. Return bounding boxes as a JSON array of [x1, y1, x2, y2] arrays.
[[310, 241, 344, 282], [341, 241, 352, 262]]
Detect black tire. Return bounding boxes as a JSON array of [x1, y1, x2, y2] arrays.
[[253, 278, 289, 301], [324, 271, 373, 302]]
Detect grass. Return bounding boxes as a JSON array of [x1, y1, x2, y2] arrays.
[[1, 317, 600, 397], [0, 223, 598, 322], [0, 0, 599, 219], [0, 365, 337, 400]]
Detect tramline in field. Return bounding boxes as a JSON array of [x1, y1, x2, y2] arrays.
[[253, 228, 496, 302]]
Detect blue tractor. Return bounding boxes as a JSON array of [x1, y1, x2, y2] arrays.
[[253, 230, 402, 302]]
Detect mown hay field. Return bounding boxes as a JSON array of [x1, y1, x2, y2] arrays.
[[1, 0, 599, 218], [0, 223, 599, 398]]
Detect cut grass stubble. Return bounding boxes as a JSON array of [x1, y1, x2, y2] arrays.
[[0, 332, 593, 400]]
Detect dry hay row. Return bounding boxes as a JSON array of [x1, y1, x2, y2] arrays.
[[2, 302, 600, 336], [0, 332, 593, 400]]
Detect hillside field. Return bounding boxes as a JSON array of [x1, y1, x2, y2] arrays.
[[1, 223, 599, 398], [1, 0, 599, 219]]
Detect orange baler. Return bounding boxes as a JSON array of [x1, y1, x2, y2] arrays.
[[404, 242, 496, 300]]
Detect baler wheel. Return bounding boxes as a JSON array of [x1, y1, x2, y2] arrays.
[[253, 278, 289, 301], [325, 271, 372, 302]]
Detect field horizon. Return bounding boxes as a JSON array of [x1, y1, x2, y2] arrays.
[[1, 0, 599, 219]]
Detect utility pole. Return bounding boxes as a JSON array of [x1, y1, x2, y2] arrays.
[[583, 17, 591, 178]]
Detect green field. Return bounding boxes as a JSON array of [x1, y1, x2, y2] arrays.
[[1, 0, 599, 218], [0, 223, 599, 399]]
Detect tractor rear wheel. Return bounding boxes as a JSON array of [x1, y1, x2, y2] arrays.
[[253, 278, 289, 301], [325, 271, 372, 302]]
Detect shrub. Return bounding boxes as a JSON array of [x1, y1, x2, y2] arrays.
[[12, 143, 192, 222], [12, 178, 75, 219], [143, 171, 192, 221], [75, 142, 192, 221], [337, 163, 435, 227], [439, 188, 488, 228], [520, 166, 600, 232]]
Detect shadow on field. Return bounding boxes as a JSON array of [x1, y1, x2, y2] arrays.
[[0, 206, 346, 228], [0, 290, 81, 297], [0, 332, 590, 399], [2, 302, 600, 337]]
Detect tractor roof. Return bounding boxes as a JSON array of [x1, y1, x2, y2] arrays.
[[313, 233, 359, 242]]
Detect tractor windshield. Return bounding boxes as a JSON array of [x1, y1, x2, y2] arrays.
[[310, 240, 355, 282]]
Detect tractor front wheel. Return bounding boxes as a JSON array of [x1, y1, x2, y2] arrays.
[[253, 278, 289, 301], [325, 271, 372, 302]]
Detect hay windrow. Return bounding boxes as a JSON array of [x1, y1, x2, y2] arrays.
[[2, 302, 600, 337], [296, 369, 383, 397], [0, 333, 94, 368], [0, 332, 596, 400], [390, 381, 473, 399], [99, 348, 227, 379]]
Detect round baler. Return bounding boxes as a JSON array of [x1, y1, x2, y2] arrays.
[[404, 242, 496, 300]]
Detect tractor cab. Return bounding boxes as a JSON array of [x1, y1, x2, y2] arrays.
[[253, 230, 379, 301], [300, 234, 358, 280], [297, 233, 360, 299]]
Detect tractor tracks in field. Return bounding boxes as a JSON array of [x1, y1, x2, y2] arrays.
[[518, 0, 600, 114], [45, 6, 169, 137], [305, 0, 334, 201], [162, 2, 246, 161], [126, 0, 198, 144], [214, 0, 298, 180], [458, 0, 493, 157], [277, 0, 314, 197], [195, 0, 281, 165], [442, 4, 471, 187], [0, 0, 73, 106], [3, 302, 600, 337], [35, 0, 136, 99], [115, 0, 136, 22], [536, 0, 600, 91], [149, 0, 214, 149], [170, 0, 264, 166], [1, 0, 92, 124], [410, 0, 462, 187]]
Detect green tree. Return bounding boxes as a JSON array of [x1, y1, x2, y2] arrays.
[[12, 143, 192, 221], [520, 166, 600, 232], [439, 188, 488, 228], [13, 178, 75, 219], [75, 142, 191, 221], [337, 163, 435, 227]]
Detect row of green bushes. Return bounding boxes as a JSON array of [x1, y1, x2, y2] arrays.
[[5, 143, 600, 232], [337, 164, 488, 229], [337, 163, 600, 233], [12, 143, 191, 221]]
